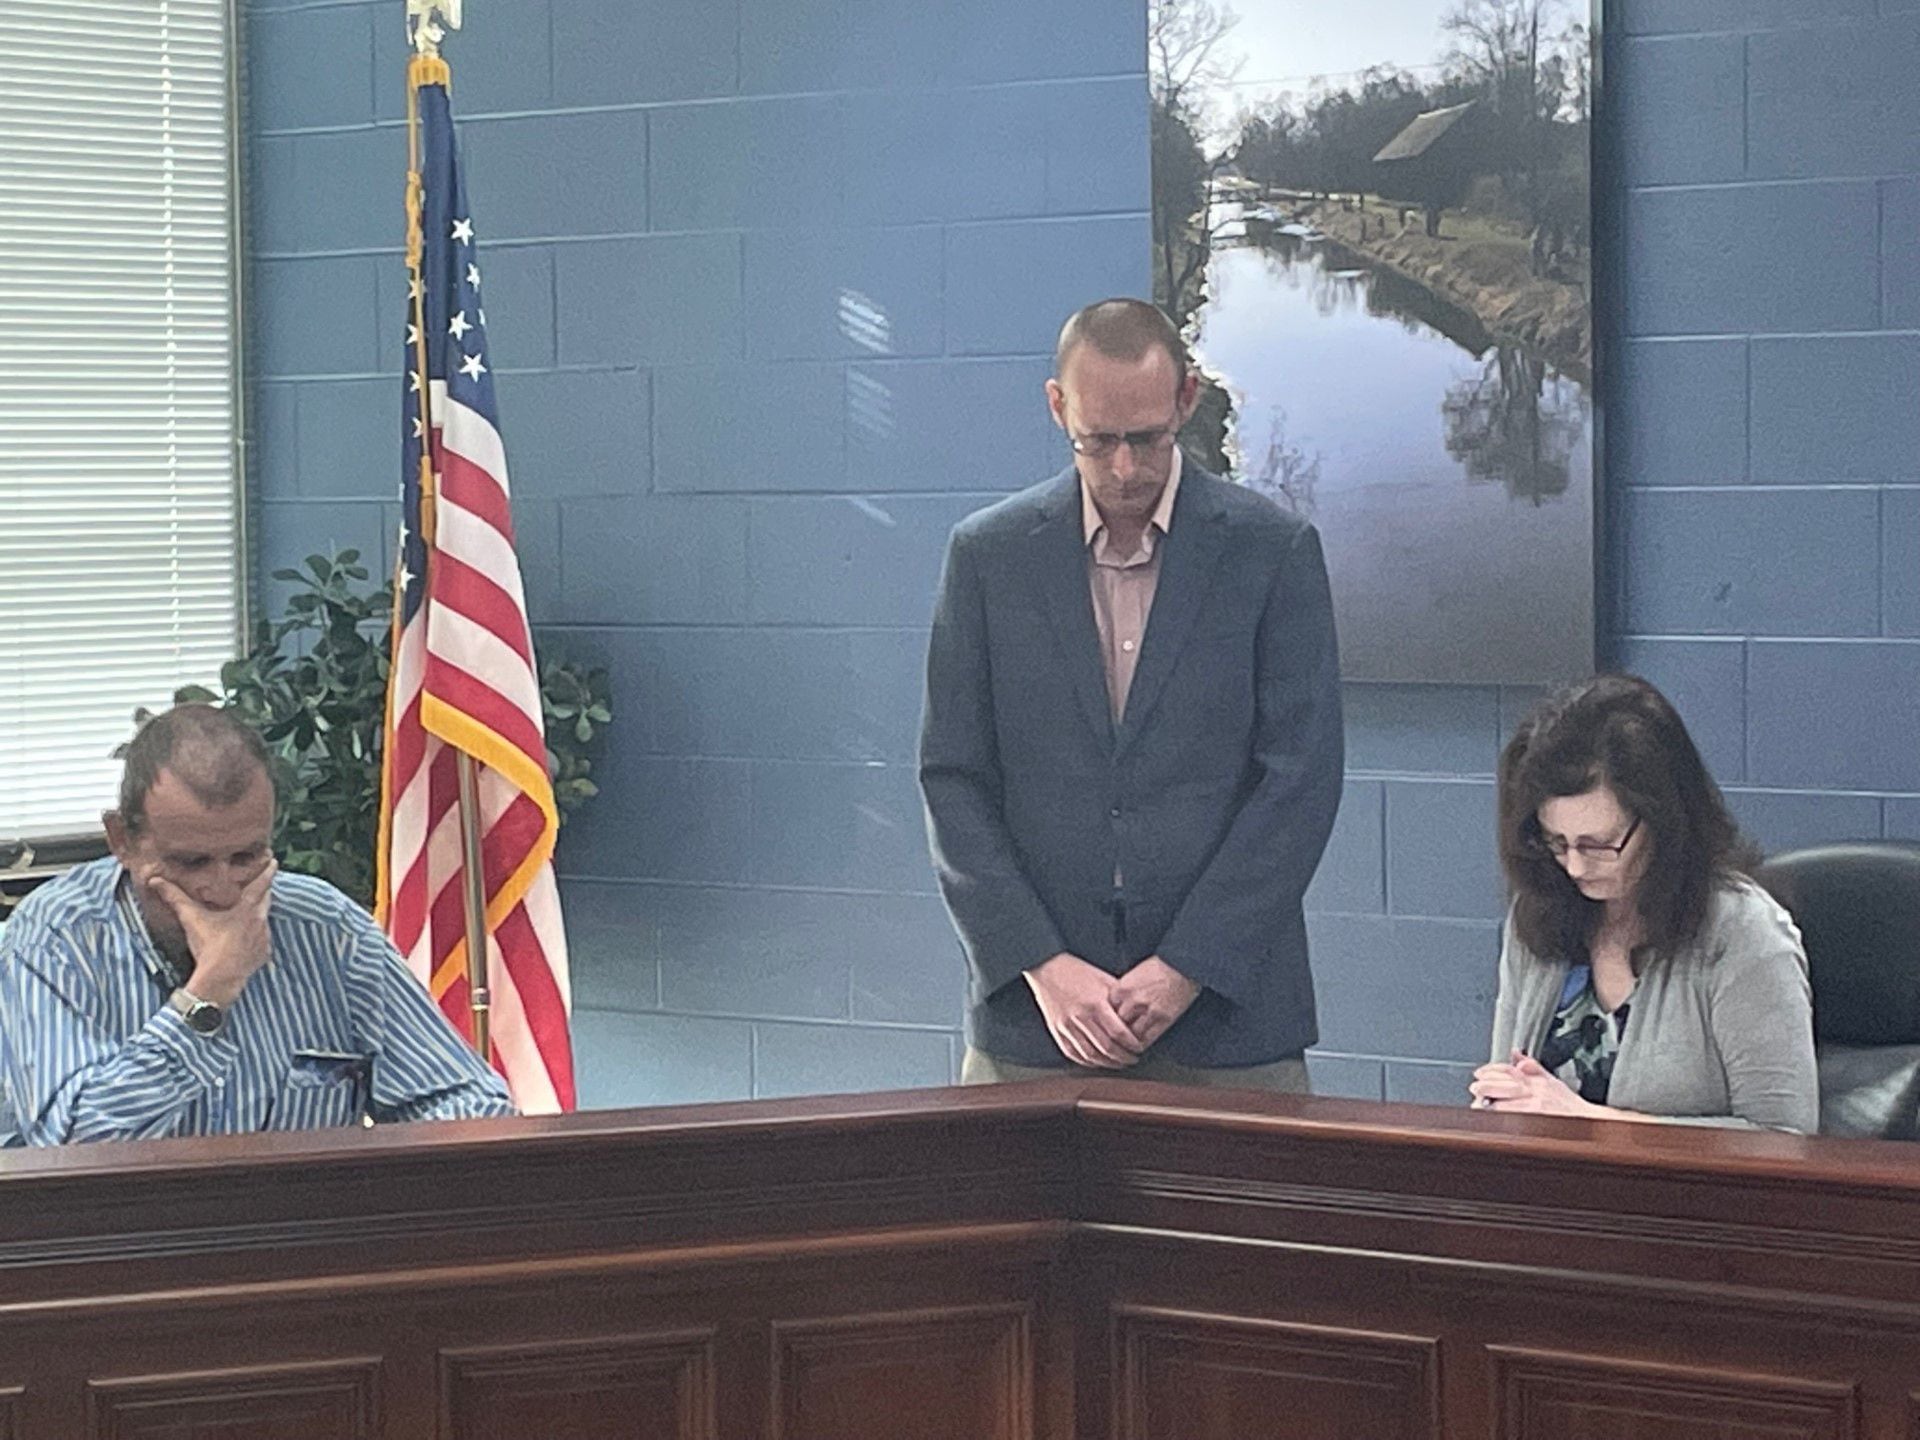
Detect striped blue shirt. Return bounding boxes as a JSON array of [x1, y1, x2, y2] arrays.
[[0, 858, 515, 1145]]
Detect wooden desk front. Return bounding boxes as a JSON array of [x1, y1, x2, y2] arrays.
[[0, 1082, 1914, 1438]]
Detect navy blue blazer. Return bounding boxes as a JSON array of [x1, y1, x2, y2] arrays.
[[919, 464, 1344, 1067]]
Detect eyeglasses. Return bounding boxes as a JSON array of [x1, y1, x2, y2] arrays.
[[1067, 415, 1181, 459], [1532, 815, 1641, 864]]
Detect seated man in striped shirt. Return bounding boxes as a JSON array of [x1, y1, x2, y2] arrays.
[[0, 704, 514, 1145]]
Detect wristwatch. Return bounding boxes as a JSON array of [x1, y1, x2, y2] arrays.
[[167, 987, 225, 1037]]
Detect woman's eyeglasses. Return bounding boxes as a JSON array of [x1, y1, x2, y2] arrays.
[[1532, 815, 1641, 863]]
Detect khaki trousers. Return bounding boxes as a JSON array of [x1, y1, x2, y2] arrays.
[[960, 1046, 1310, 1094]]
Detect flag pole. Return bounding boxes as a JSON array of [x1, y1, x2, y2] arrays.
[[455, 753, 492, 1059], [404, 0, 490, 1061]]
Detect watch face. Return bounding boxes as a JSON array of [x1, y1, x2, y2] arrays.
[[173, 992, 224, 1035]]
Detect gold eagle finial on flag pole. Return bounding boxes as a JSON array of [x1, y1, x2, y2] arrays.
[[407, 0, 462, 57]]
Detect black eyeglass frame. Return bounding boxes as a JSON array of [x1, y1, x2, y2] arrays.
[[1532, 813, 1642, 864], [1064, 406, 1183, 460]]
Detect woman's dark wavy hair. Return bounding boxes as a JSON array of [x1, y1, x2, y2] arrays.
[[1498, 673, 1756, 963]]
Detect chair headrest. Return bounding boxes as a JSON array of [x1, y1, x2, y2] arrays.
[[1755, 842, 1920, 1046]]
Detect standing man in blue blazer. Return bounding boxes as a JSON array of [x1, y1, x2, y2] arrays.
[[920, 298, 1344, 1089]]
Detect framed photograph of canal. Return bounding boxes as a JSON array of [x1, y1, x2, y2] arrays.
[[1151, 0, 1597, 685]]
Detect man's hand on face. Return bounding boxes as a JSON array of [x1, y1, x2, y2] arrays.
[[1111, 955, 1200, 1050], [146, 859, 278, 1008], [1023, 952, 1146, 1070]]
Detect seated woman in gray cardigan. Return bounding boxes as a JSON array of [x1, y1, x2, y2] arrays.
[[1472, 675, 1817, 1132]]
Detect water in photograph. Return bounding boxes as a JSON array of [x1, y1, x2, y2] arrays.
[[1192, 208, 1594, 686]]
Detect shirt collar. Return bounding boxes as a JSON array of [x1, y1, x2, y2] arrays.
[[1081, 445, 1182, 549], [113, 865, 186, 989]]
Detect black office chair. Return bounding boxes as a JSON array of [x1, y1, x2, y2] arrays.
[[1755, 841, 1920, 1140]]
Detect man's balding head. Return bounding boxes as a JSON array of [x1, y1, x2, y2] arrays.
[[118, 704, 274, 836], [1054, 298, 1191, 389]]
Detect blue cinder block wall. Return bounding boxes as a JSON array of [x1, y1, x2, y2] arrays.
[[243, 0, 1919, 1108]]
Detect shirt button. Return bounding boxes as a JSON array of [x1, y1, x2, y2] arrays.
[[1110, 806, 1122, 818], [1121, 639, 1136, 652]]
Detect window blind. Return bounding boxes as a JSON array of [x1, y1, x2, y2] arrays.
[[0, 0, 242, 841]]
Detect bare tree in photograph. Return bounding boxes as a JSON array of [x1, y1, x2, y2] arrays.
[[1150, 0, 1240, 116], [1441, 347, 1585, 504], [1242, 408, 1323, 517], [1149, 0, 1241, 325], [1442, 0, 1550, 103], [1439, 0, 1586, 270]]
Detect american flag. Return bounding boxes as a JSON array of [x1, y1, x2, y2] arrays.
[[375, 65, 575, 1113]]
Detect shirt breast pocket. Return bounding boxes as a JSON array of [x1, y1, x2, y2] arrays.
[[267, 1050, 372, 1132]]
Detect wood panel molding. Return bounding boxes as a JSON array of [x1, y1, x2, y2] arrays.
[[0, 1082, 1914, 1438], [1113, 1306, 1440, 1440], [770, 1304, 1033, 1440], [0, 1095, 1077, 1281], [85, 1358, 381, 1440], [1489, 1346, 1859, 1440], [439, 1331, 716, 1440], [1105, 1162, 1920, 1271]]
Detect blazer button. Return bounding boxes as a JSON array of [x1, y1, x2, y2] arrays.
[[1109, 806, 1122, 818]]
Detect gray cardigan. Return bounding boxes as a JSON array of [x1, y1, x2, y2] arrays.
[[1487, 877, 1818, 1133]]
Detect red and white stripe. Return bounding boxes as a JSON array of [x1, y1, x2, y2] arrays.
[[382, 382, 575, 1113]]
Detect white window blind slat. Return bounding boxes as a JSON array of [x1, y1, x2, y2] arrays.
[[0, 0, 242, 842]]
